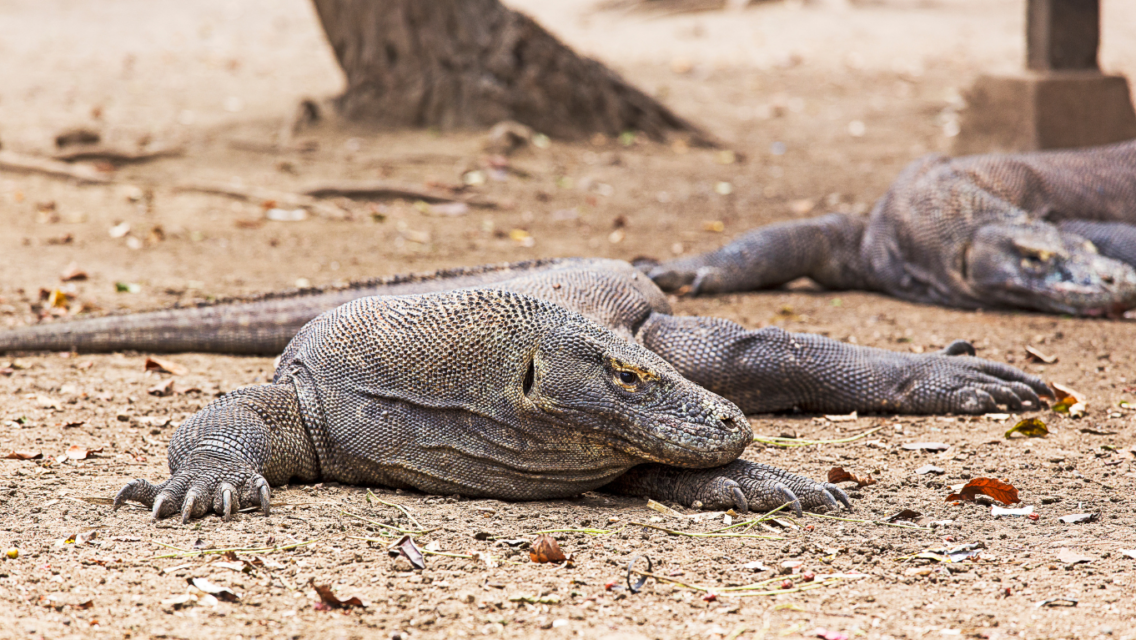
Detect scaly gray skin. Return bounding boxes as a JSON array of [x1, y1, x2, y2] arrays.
[[0, 259, 1051, 415], [649, 140, 1136, 316], [113, 288, 851, 522]]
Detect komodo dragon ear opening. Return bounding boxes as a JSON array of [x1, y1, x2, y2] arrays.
[[522, 358, 535, 397]]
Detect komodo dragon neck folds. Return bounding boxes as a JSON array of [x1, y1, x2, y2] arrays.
[[2, 259, 1049, 522], [649, 140, 1136, 316]]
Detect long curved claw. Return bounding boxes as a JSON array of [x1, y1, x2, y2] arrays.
[[180, 490, 201, 525], [730, 486, 748, 514], [151, 494, 169, 523], [256, 478, 271, 517], [776, 484, 803, 517], [218, 484, 235, 520], [824, 483, 852, 511]]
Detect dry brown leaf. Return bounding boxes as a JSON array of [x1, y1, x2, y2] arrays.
[[144, 357, 186, 375], [530, 535, 568, 563], [1025, 345, 1057, 364], [826, 466, 877, 487], [309, 578, 365, 610], [188, 577, 240, 602], [945, 477, 1020, 505], [148, 378, 175, 397], [4, 450, 43, 460], [65, 445, 103, 460], [59, 263, 89, 282]]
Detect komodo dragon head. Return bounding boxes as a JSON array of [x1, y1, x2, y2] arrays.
[[963, 221, 1136, 317], [523, 307, 752, 469]]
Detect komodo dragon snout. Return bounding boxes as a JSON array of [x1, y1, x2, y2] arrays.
[[965, 222, 1136, 316], [529, 329, 751, 469]]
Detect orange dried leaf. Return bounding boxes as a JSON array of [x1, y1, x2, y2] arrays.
[[827, 466, 876, 487], [530, 535, 567, 563], [944, 477, 1020, 505], [4, 450, 43, 460], [144, 357, 186, 375], [309, 578, 365, 610], [65, 445, 103, 460]]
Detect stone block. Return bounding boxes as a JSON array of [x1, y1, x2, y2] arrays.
[[953, 70, 1136, 155]]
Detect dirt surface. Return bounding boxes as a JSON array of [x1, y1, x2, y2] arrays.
[[2, 1, 1136, 638]]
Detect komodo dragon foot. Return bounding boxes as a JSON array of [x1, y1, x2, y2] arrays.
[[114, 451, 272, 523], [607, 460, 850, 516]]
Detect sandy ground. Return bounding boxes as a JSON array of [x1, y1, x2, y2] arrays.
[[1, 1, 1135, 638]]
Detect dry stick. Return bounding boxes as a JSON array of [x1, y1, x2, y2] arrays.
[[0, 150, 113, 185], [629, 521, 783, 540], [702, 503, 791, 534], [149, 538, 319, 559], [172, 180, 346, 219], [530, 526, 626, 536], [339, 510, 436, 536], [753, 426, 883, 448], [300, 180, 498, 208], [365, 490, 425, 529], [347, 536, 474, 559], [805, 511, 932, 532], [630, 569, 848, 598]]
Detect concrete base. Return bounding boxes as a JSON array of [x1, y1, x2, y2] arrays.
[[953, 70, 1136, 155]]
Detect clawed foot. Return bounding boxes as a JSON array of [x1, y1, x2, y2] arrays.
[[678, 459, 851, 516], [611, 459, 851, 517], [113, 452, 271, 523]]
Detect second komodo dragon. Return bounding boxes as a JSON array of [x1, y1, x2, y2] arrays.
[[649, 139, 1136, 316], [1, 260, 1050, 522]]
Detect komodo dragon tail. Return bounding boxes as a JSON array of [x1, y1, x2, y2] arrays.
[[0, 259, 567, 355]]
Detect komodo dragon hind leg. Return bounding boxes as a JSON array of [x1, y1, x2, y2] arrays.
[[605, 460, 851, 516]]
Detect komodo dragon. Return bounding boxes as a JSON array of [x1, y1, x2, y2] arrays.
[[649, 139, 1136, 316], [2, 260, 1050, 522]]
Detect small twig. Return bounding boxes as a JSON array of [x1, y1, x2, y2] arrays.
[[149, 538, 318, 559], [753, 426, 883, 448], [300, 180, 499, 208], [340, 510, 435, 536], [629, 569, 849, 597], [805, 511, 932, 531], [0, 150, 113, 185], [366, 491, 424, 529], [629, 522, 783, 540], [347, 536, 474, 559], [703, 503, 790, 534], [530, 526, 626, 536]]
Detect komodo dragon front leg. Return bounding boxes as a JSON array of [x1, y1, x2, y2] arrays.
[[637, 314, 1050, 414], [116, 289, 849, 522]]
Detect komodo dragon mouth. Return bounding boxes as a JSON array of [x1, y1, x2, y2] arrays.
[[963, 222, 1136, 317]]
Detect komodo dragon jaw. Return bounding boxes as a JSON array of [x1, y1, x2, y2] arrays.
[[964, 222, 1136, 317]]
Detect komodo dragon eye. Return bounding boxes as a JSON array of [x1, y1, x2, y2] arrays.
[[618, 370, 639, 385]]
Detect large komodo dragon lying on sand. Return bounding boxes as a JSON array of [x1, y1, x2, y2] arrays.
[[0, 259, 1049, 523], [649, 140, 1136, 316]]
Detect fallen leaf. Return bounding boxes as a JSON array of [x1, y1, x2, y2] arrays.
[[1025, 345, 1057, 364], [1055, 549, 1093, 565], [824, 411, 858, 423], [387, 535, 425, 570], [742, 560, 769, 572], [811, 629, 850, 640], [1035, 597, 1077, 608], [148, 379, 175, 397], [902, 442, 950, 452], [915, 464, 944, 475], [144, 357, 186, 375], [59, 263, 88, 282], [646, 499, 683, 517], [885, 509, 922, 523], [65, 445, 103, 460], [1005, 418, 1049, 439], [45, 289, 70, 309], [1119, 550, 1136, 560], [188, 577, 240, 602], [1057, 513, 1098, 524], [530, 535, 567, 564], [1051, 382, 1086, 417], [309, 578, 365, 610], [945, 477, 1020, 505], [827, 466, 876, 487], [115, 282, 141, 293], [4, 450, 43, 460]]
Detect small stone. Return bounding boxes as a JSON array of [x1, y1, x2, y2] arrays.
[[1041, 496, 1061, 505], [393, 555, 415, 572]]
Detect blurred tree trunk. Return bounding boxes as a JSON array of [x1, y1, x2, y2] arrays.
[[310, 0, 710, 142]]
